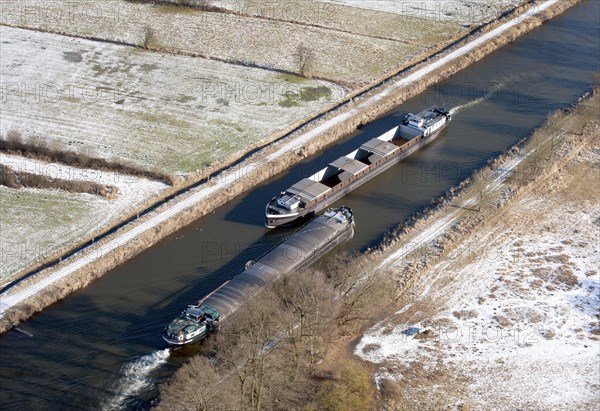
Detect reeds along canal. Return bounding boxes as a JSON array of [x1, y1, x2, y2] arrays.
[[0, 1, 598, 409]]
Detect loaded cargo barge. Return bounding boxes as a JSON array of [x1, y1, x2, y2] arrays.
[[265, 107, 451, 228], [163, 207, 354, 345]]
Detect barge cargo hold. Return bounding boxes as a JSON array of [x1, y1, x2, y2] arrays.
[[265, 107, 451, 228], [163, 207, 354, 345]]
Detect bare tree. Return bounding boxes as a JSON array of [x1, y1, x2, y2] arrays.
[[143, 26, 156, 49], [158, 356, 225, 411], [215, 290, 286, 411], [541, 114, 566, 160], [325, 255, 394, 332], [472, 168, 495, 212], [274, 269, 338, 368], [295, 45, 315, 78]]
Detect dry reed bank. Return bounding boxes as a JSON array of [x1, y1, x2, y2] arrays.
[[358, 88, 600, 410], [0, 0, 582, 332]]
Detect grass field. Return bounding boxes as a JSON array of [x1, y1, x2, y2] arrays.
[[210, 0, 462, 41], [0, 187, 101, 282], [0, 0, 462, 84], [0, 152, 167, 283], [0, 187, 88, 266], [319, 0, 521, 23], [1, 26, 345, 175]]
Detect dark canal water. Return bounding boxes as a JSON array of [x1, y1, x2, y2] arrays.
[[1, 1, 598, 409]]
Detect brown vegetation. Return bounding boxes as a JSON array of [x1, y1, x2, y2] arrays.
[[156, 259, 394, 410], [307, 359, 375, 411], [364, 85, 600, 409], [0, 164, 117, 199], [1, 130, 176, 185]]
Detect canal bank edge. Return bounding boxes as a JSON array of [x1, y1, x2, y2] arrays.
[[1, 0, 536, 286], [155, 87, 600, 410], [0, 0, 582, 334], [375, 87, 599, 292]]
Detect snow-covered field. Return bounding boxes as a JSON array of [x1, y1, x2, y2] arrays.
[[0, 26, 344, 174], [322, 0, 522, 24], [0, 153, 167, 284], [0, 0, 448, 85], [357, 145, 600, 409], [209, 0, 461, 43]]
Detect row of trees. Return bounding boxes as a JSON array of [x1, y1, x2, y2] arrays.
[[1, 129, 175, 185], [0, 163, 116, 198], [157, 255, 394, 410]]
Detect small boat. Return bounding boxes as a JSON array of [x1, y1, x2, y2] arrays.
[[163, 304, 219, 345], [265, 107, 451, 228]]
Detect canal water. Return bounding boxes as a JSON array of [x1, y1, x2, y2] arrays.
[[1, 1, 598, 409]]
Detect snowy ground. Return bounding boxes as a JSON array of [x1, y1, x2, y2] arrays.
[[0, 153, 167, 284], [357, 142, 600, 408], [0, 26, 344, 175], [209, 0, 461, 43], [321, 0, 522, 24], [0, 0, 451, 85]]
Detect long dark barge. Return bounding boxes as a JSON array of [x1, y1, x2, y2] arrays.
[[163, 207, 354, 345], [265, 107, 451, 228]]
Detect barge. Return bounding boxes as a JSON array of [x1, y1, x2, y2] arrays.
[[265, 107, 451, 228], [163, 207, 354, 345]]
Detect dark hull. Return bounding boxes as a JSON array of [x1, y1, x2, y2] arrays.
[[265, 210, 313, 228], [293, 215, 354, 269], [164, 208, 354, 345], [163, 329, 208, 346], [266, 126, 446, 228], [213, 208, 355, 323]]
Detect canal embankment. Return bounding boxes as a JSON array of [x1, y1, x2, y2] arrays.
[[0, 0, 582, 333], [155, 87, 600, 410]]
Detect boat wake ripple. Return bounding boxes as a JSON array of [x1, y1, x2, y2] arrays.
[[14, 327, 34, 337], [450, 95, 487, 115], [450, 80, 511, 115], [102, 349, 170, 411]]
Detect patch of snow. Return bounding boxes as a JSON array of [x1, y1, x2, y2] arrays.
[[358, 195, 600, 408], [321, 0, 522, 24], [0, 153, 167, 282]]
